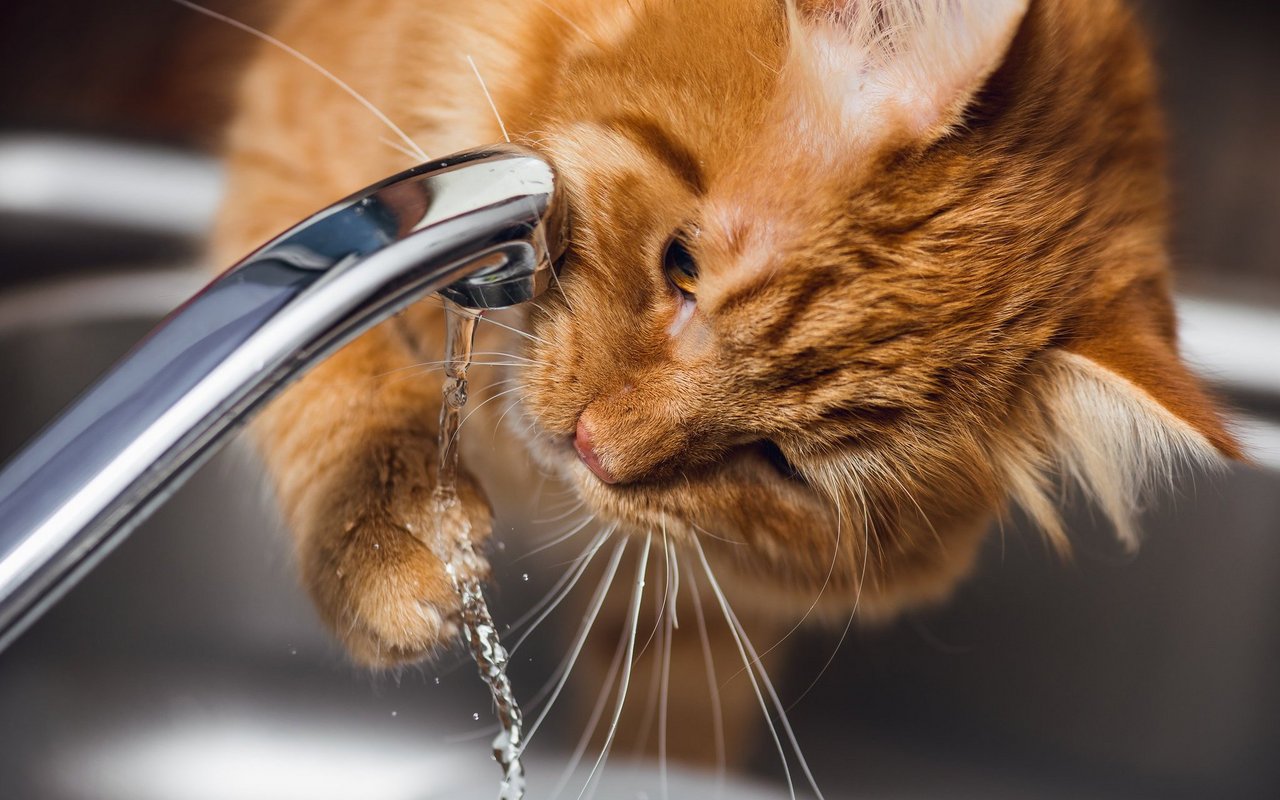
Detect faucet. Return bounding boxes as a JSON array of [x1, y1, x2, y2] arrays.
[[0, 144, 567, 651]]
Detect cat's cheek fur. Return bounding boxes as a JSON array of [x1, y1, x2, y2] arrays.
[[216, 0, 1247, 704]]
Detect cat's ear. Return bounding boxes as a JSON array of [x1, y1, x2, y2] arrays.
[[1020, 294, 1242, 550], [788, 0, 1030, 142]]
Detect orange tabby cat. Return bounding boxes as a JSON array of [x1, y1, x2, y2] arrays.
[[213, 0, 1239, 765]]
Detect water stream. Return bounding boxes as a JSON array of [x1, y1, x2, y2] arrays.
[[432, 299, 526, 800]]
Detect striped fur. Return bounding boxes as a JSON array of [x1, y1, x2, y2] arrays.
[[214, 0, 1240, 761]]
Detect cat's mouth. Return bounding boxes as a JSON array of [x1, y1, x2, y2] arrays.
[[544, 433, 811, 492], [534, 433, 822, 545], [753, 440, 809, 486]]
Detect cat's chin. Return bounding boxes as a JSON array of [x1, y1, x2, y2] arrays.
[[521, 421, 991, 622]]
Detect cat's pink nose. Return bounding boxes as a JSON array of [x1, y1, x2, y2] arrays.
[[574, 416, 617, 484]]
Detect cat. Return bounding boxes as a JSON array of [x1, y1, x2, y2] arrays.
[[211, 0, 1240, 770]]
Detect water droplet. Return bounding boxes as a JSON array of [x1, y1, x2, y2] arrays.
[[521, 573, 529, 582], [472, 712, 480, 721], [391, 710, 398, 717], [405, 523, 414, 532], [434, 677, 441, 685], [496, 541, 507, 552], [288, 645, 297, 655], [373, 542, 380, 550]]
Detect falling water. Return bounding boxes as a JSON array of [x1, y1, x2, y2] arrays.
[[433, 298, 526, 800]]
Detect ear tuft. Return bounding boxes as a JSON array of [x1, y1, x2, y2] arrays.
[[1014, 351, 1230, 551], [789, 0, 1029, 141]]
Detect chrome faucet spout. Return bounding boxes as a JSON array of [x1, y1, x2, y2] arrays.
[[0, 144, 567, 651]]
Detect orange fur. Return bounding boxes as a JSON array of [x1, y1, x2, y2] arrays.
[[214, 0, 1239, 762]]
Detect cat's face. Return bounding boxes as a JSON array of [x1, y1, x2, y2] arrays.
[[509, 0, 1236, 613]]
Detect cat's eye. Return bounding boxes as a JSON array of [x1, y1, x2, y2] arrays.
[[662, 236, 698, 299]]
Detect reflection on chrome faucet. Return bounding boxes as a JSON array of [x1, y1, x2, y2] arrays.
[[0, 144, 567, 651]]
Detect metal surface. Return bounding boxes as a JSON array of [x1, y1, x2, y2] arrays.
[[0, 135, 223, 240], [0, 144, 567, 652]]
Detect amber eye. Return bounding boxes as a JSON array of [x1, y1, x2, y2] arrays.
[[662, 236, 698, 299]]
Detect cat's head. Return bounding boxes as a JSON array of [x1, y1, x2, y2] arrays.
[[507, 0, 1240, 615]]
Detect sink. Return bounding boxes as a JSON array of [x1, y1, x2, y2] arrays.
[[5, 0, 1280, 783]]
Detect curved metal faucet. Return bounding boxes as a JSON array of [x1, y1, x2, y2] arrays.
[[0, 144, 567, 651]]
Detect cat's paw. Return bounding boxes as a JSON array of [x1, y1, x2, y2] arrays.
[[300, 486, 493, 667]]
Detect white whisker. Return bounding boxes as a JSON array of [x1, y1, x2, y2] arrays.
[[532, 498, 589, 526], [692, 536, 797, 800], [547, 250, 580, 317], [724, 602, 826, 800], [375, 354, 540, 379], [690, 521, 748, 546], [664, 517, 680, 630], [378, 134, 425, 163], [629, 581, 667, 757], [688, 567, 726, 797], [475, 314, 550, 346], [170, 0, 427, 161], [790, 491, 869, 710], [466, 54, 510, 143], [521, 514, 596, 561], [493, 394, 529, 441], [548, 613, 628, 800], [529, 0, 599, 45], [659, 536, 679, 800], [420, 298, 536, 352], [575, 532, 652, 800], [694, 536, 827, 799], [873, 460, 942, 551], [380, 367, 526, 388], [633, 516, 673, 659], [508, 524, 610, 655], [501, 533, 612, 722], [730, 500, 842, 680], [450, 385, 526, 446], [519, 537, 627, 756]]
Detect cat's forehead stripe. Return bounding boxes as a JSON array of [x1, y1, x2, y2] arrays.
[[598, 113, 705, 194], [713, 259, 846, 349]]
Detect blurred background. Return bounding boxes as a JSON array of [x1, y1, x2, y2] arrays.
[[0, 1, 1277, 798]]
